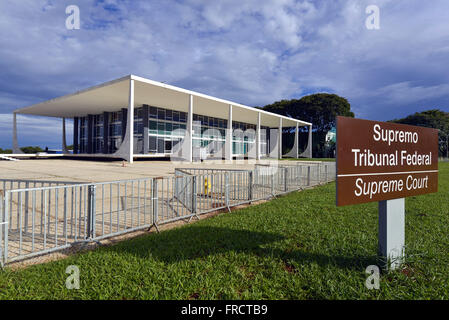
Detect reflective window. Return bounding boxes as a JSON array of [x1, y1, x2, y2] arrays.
[[180, 112, 186, 122], [69, 105, 261, 157], [157, 122, 165, 135], [149, 120, 157, 134], [166, 110, 172, 121], [150, 107, 157, 119]]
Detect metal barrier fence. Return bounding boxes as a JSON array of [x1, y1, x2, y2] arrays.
[[1, 192, 5, 266], [1, 179, 84, 192], [0, 179, 88, 266], [0, 162, 335, 266]]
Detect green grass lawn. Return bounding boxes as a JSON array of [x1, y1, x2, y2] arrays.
[[0, 163, 448, 300]]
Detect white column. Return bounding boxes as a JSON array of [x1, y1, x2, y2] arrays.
[[12, 112, 24, 154], [284, 122, 299, 158], [278, 118, 282, 159], [225, 104, 233, 161], [256, 112, 261, 161], [295, 122, 299, 158], [298, 123, 313, 159], [308, 124, 312, 158], [187, 94, 193, 162], [128, 79, 135, 163]]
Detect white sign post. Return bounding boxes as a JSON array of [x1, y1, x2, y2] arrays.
[[378, 198, 405, 270]]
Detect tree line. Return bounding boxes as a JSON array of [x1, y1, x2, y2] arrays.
[[261, 94, 449, 158], [0, 146, 44, 154]]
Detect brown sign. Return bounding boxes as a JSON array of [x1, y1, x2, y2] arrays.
[[336, 116, 438, 206]]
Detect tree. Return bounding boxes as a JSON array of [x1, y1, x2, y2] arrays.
[[263, 93, 354, 133], [263, 93, 354, 157], [0, 148, 13, 154], [389, 109, 449, 157], [20, 146, 44, 154]]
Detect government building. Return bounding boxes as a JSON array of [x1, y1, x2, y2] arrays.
[[12, 75, 312, 163]]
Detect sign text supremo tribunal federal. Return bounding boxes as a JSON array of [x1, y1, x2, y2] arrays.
[[336, 116, 438, 206]]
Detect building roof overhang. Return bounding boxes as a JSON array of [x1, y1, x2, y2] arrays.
[[14, 75, 311, 128]]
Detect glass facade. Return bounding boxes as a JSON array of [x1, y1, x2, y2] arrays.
[[93, 114, 104, 153], [74, 105, 271, 157], [232, 121, 256, 156], [192, 113, 226, 157], [148, 106, 187, 154], [109, 110, 122, 153], [134, 107, 143, 154], [79, 117, 88, 153]]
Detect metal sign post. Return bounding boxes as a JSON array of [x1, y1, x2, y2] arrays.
[[378, 198, 405, 270]]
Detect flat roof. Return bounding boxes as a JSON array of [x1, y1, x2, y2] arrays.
[[14, 75, 311, 128]]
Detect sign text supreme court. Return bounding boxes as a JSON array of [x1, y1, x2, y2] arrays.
[[336, 116, 439, 206]]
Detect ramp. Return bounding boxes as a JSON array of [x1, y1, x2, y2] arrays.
[[0, 155, 20, 161]]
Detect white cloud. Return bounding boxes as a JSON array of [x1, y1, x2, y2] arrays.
[[0, 0, 449, 148]]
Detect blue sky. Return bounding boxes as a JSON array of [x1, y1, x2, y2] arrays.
[[0, 0, 448, 149]]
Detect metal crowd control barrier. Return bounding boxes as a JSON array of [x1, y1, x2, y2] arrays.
[[0, 162, 335, 266], [0, 179, 84, 193], [1, 191, 6, 267], [0, 179, 87, 266]]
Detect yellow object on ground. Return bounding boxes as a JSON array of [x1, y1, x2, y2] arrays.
[[204, 177, 211, 195]]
